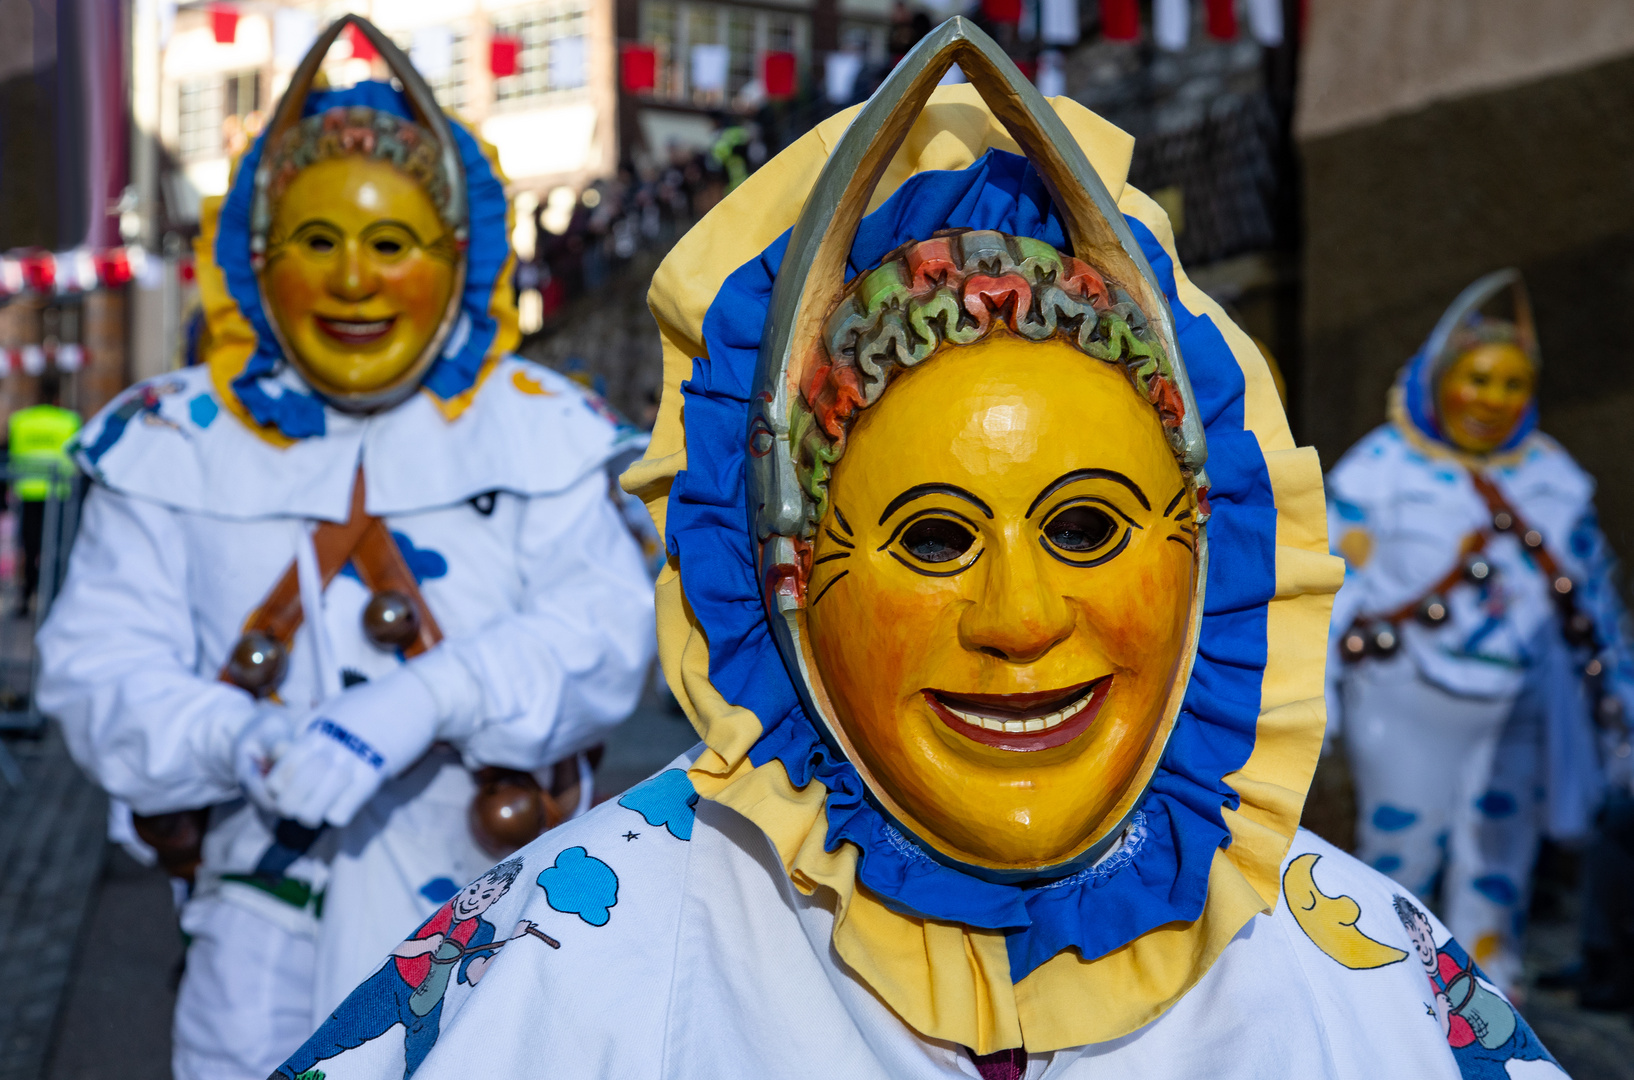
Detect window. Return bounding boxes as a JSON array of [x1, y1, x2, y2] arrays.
[[493, 4, 591, 106], [639, 1, 809, 105], [391, 28, 471, 114], [177, 70, 260, 161]]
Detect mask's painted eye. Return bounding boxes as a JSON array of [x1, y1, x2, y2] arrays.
[[1044, 505, 1117, 553], [901, 517, 975, 563], [306, 235, 335, 253], [372, 238, 405, 256]]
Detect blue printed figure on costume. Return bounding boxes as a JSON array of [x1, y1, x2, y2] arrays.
[[81, 378, 187, 465], [1393, 896, 1557, 1078], [537, 846, 618, 925], [340, 531, 449, 585], [278, 858, 542, 1079], [618, 768, 699, 840]]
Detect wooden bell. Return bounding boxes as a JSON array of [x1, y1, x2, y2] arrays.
[[469, 767, 563, 857], [363, 590, 420, 651], [224, 631, 288, 698]]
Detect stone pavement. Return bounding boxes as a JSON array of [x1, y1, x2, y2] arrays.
[[0, 728, 106, 1080]]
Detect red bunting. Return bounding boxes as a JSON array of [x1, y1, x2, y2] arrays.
[[762, 51, 796, 98], [620, 44, 657, 92], [1101, 0, 1140, 41], [490, 34, 522, 77], [1206, 0, 1238, 39], [210, 5, 239, 45]]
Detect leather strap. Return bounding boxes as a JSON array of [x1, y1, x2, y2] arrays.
[[1368, 469, 1578, 629], [219, 468, 442, 684]]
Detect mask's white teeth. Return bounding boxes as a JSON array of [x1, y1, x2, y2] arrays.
[[938, 687, 1098, 735]]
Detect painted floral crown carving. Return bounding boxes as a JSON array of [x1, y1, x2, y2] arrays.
[[263, 106, 455, 224], [791, 229, 1188, 523]]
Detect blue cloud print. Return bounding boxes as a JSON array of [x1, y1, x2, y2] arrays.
[[537, 847, 619, 926], [618, 769, 699, 841]]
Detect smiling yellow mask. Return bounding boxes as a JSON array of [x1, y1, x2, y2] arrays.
[[754, 216, 1210, 879], [247, 17, 471, 414], [807, 332, 1198, 868], [1435, 340, 1536, 456], [263, 156, 459, 401]]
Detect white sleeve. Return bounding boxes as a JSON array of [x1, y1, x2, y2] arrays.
[[35, 486, 259, 813], [440, 470, 657, 769]]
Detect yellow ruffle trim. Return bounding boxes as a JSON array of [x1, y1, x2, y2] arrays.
[[624, 84, 1345, 1053], [195, 120, 519, 447]]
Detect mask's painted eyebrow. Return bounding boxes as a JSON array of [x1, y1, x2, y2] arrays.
[[1027, 469, 1151, 518], [877, 483, 993, 525]]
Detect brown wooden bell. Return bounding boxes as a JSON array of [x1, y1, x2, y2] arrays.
[[469, 767, 560, 857], [363, 590, 420, 651], [224, 631, 288, 698], [131, 808, 212, 882]]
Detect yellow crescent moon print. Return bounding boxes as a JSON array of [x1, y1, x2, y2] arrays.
[[1283, 853, 1409, 970]]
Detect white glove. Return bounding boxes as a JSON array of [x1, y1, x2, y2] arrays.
[[233, 705, 301, 815], [263, 658, 468, 829]]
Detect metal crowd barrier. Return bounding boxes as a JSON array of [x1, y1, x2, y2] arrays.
[[0, 460, 85, 784]]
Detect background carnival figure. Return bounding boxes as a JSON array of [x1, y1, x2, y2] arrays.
[[34, 17, 653, 1080], [1326, 270, 1634, 998]]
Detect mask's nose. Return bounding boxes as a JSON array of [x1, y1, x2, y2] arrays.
[[326, 237, 381, 302], [957, 541, 1074, 664]]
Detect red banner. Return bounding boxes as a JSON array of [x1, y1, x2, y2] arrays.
[[1101, 0, 1140, 41], [983, 0, 1023, 24], [1206, 0, 1238, 39], [210, 5, 239, 45], [346, 23, 378, 62], [490, 34, 522, 77], [621, 44, 657, 92], [762, 51, 796, 98]]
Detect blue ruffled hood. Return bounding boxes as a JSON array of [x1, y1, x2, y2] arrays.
[[214, 81, 512, 439], [665, 149, 1278, 982]]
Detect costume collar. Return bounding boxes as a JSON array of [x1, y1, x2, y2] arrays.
[[200, 81, 518, 445]]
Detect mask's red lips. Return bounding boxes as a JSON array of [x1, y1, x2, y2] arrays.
[[315, 315, 396, 346], [923, 677, 1112, 752]]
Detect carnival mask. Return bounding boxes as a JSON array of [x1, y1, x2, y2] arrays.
[[805, 331, 1196, 867], [1435, 340, 1535, 456], [263, 157, 458, 400], [249, 16, 470, 413]]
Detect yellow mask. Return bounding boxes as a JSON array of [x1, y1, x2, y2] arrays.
[[261, 157, 458, 404], [803, 332, 1199, 871], [1435, 341, 1535, 455]]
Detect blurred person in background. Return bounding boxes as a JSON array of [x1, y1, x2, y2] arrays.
[[1325, 270, 1634, 1000], [8, 368, 80, 614], [34, 18, 653, 1080]]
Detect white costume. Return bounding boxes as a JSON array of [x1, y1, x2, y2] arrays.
[[1327, 405, 1634, 992], [276, 758, 1566, 1080], [36, 46, 655, 1076], [37, 357, 653, 1077]]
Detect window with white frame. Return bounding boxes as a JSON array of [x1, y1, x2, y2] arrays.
[[177, 70, 259, 161], [492, 4, 591, 106], [640, 1, 809, 106], [391, 28, 471, 114]]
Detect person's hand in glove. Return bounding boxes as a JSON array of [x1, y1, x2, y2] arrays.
[[233, 705, 303, 814], [264, 650, 481, 829]]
